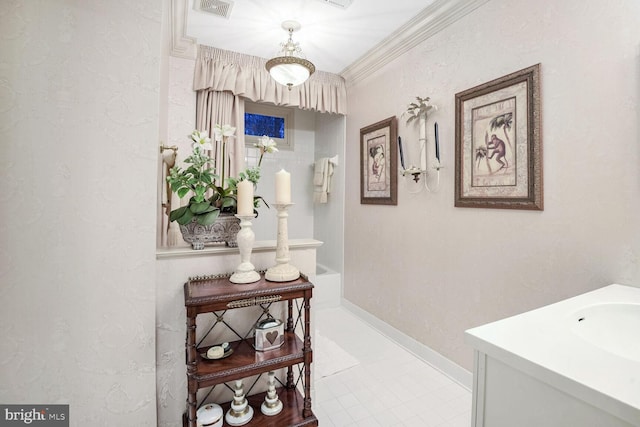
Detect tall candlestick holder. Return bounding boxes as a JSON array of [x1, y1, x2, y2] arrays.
[[229, 214, 260, 284], [261, 371, 283, 416], [265, 203, 300, 282]]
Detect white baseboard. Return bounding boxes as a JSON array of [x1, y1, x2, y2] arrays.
[[340, 298, 473, 390]]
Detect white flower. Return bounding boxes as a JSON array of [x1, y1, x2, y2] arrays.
[[255, 135, 279, 154], [213, 124, 236, 142], [191, 130, 212, 150], [255, 135, 278, 167]]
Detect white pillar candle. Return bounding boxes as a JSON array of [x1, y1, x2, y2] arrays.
[[237, 180, 254, 216], [275, 169, 291, 204]]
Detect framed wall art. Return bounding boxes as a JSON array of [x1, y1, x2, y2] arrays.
[[360, 116, 398, 205], [454, 64, 542, 210]]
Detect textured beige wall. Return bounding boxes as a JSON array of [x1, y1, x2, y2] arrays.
[[0, 1, 161, 425], [344, 0, 640, 371]]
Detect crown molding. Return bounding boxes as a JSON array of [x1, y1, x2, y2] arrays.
[[170, 0, 197, 59], [340, 0, 491, 86]]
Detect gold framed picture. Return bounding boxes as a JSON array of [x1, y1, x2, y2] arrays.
[[360, 116, 398, 205], [455, 64, 542, 210]]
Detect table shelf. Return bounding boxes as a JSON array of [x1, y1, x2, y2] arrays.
[[183, 388, 318, 427], [183, 273, 316, 427], [192, 333, 305, 386]]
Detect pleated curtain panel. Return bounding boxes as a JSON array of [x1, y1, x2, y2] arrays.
[[195, 90, 246, 182]]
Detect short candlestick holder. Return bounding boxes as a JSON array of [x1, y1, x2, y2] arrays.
[[225, 379, 254, 426], [229, 214, 260, 284], [265, 203, 300, 282]]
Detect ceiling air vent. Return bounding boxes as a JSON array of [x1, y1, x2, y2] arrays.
[[314, 0, 353, 9], [194, 0, 234, 19]]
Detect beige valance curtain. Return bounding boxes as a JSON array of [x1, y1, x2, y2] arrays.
[[194, 45, 347, 115]]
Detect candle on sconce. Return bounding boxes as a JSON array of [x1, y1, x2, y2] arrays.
[[398, 136, 406, 169], [237, 180, 254, 216], [435, 122, 440, 162], [275, 169, 291, 204]]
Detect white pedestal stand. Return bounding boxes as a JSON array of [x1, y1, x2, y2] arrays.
[[230, 214, 260, 284], [225, 379, 254, 426], [261, 371, 283, 416], [265, 203, 300, 282]]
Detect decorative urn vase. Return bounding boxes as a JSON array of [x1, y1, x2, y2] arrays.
[[179, 213, 241, 250]]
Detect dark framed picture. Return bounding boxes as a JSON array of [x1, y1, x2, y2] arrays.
[[360, 116, 398, 205], [455, 64, 542, 210]]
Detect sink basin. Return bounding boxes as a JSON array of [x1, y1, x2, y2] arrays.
[[570, 303, 640, 361]]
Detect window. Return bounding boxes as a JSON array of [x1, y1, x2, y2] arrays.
[[244, 102, 294, 150]]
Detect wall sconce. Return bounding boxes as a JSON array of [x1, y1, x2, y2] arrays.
[[399, 97, 442, 193]]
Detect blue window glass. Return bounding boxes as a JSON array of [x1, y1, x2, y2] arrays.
[[244, 113, 285, 139]]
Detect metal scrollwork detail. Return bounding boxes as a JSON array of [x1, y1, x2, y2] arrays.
[[227, 298, 256, 308], [188, 272, 232, 282], [227, 295, 282, 308], [256, 295, 282, 305]]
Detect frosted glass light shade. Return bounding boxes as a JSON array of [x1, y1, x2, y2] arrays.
[[266, 56, 315, 89]]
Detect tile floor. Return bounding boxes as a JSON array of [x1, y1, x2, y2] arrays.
[[313, 307, 472, 427]]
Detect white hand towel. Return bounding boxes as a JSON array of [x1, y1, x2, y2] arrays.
[[313, 158, 326, 186], [314, 157, 332, 204], [326, 161, 334, 194]]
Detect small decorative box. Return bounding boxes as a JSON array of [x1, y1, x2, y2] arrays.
[[254, 318, 284, 351], [196, 403, 223, 427]]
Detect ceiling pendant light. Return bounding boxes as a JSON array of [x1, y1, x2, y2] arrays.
[[265, 20, 316, 90]]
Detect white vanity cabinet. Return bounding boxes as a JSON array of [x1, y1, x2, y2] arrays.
[[468, 351, 636, 427], [465, 284, 640, 427]]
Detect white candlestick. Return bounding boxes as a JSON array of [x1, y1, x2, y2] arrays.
[[265, 203, 299, 282], [261, 371, 283, 416], [419, 115, 427, 171], [275, 169, 291, 204], [237, 180, 253, 216], [229, 214, 260, 284], [225, 379, 253, 426]]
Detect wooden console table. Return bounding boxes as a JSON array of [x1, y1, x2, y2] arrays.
[[183, 273, 317, 427]]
